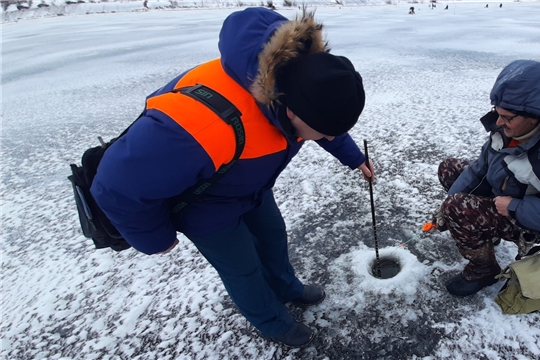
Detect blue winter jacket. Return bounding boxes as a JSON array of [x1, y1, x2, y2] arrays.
[[449, 60, 540, 232], [91, 8, 366, 254]]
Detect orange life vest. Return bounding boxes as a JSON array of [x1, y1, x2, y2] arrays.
[[146, 58, 288, 171]]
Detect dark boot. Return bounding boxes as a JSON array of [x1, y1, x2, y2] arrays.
[[269, 321, 315, 348], [292, 285, 326, 305], [446, 272, 499, 296], [448, 244, 501, 296]]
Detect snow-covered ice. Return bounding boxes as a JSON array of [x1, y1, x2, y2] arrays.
[[2, 2, 540, 359]]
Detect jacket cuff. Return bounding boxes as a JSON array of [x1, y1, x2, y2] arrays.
[[508, 198, 521, 218], [123, 224, 178, 255], [349, 152, 366, 170]]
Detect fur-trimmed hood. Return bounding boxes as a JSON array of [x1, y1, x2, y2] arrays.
[[250, 9, 329, 107], [218, 7, 329, 109]]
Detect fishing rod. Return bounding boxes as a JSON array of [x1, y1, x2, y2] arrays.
[[400, 222, 437, 247], [386, 221, 437, 258], [363, 140, 381, 278]]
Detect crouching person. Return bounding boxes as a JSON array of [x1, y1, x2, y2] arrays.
[[90, 7, 373, 347], [435, 60, 540, 297]]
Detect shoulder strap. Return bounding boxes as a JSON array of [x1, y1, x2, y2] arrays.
[[100, 84, 244, 214], [169, 84, 245, 213]]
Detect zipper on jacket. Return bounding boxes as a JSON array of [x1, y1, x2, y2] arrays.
[[501, 175, 509, 192]]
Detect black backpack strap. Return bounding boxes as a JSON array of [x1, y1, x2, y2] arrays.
[[90, 84, 244, 214], [169, 84, 245, 214]]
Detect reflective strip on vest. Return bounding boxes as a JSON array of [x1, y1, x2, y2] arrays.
[[146, 59, 288, 171]]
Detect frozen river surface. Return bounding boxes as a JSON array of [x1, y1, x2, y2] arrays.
[[2, 3, 540, 359]]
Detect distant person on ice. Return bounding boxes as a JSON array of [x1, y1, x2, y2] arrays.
[[409, 6, 415, 14], [433, 60, 540, 297], [91, 7, 373, 348]]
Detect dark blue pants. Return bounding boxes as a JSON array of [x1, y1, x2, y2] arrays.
[[187, 190, 304, 337]]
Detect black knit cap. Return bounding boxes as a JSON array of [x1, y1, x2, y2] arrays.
[[278, 52, 366, 136]]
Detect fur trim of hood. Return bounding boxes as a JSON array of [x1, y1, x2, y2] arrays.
[[250, 8, 329, 108]]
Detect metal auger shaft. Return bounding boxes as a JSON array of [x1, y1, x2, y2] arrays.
[[364, 140, 381, 278]]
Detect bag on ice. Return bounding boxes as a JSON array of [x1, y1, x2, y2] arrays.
[[495, 247, 540, 314]]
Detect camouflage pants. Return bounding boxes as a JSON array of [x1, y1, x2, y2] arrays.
[[438, 158, 538, 279]]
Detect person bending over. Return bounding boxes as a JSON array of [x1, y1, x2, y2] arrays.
[[91, 7, 373, 347]]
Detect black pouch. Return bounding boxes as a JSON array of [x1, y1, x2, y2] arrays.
[[67, 85, 243, 252], [68, 141, 131, 252]]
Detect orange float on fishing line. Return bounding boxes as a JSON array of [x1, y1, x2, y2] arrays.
[[422, 222, 436, 232]]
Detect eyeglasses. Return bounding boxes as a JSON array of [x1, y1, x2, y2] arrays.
[[491, 107, 520, 124]]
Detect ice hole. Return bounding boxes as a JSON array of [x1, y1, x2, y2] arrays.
[[370, 256, 401, 279]]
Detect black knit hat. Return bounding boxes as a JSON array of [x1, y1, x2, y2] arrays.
[[278, 52, 366, 136]]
